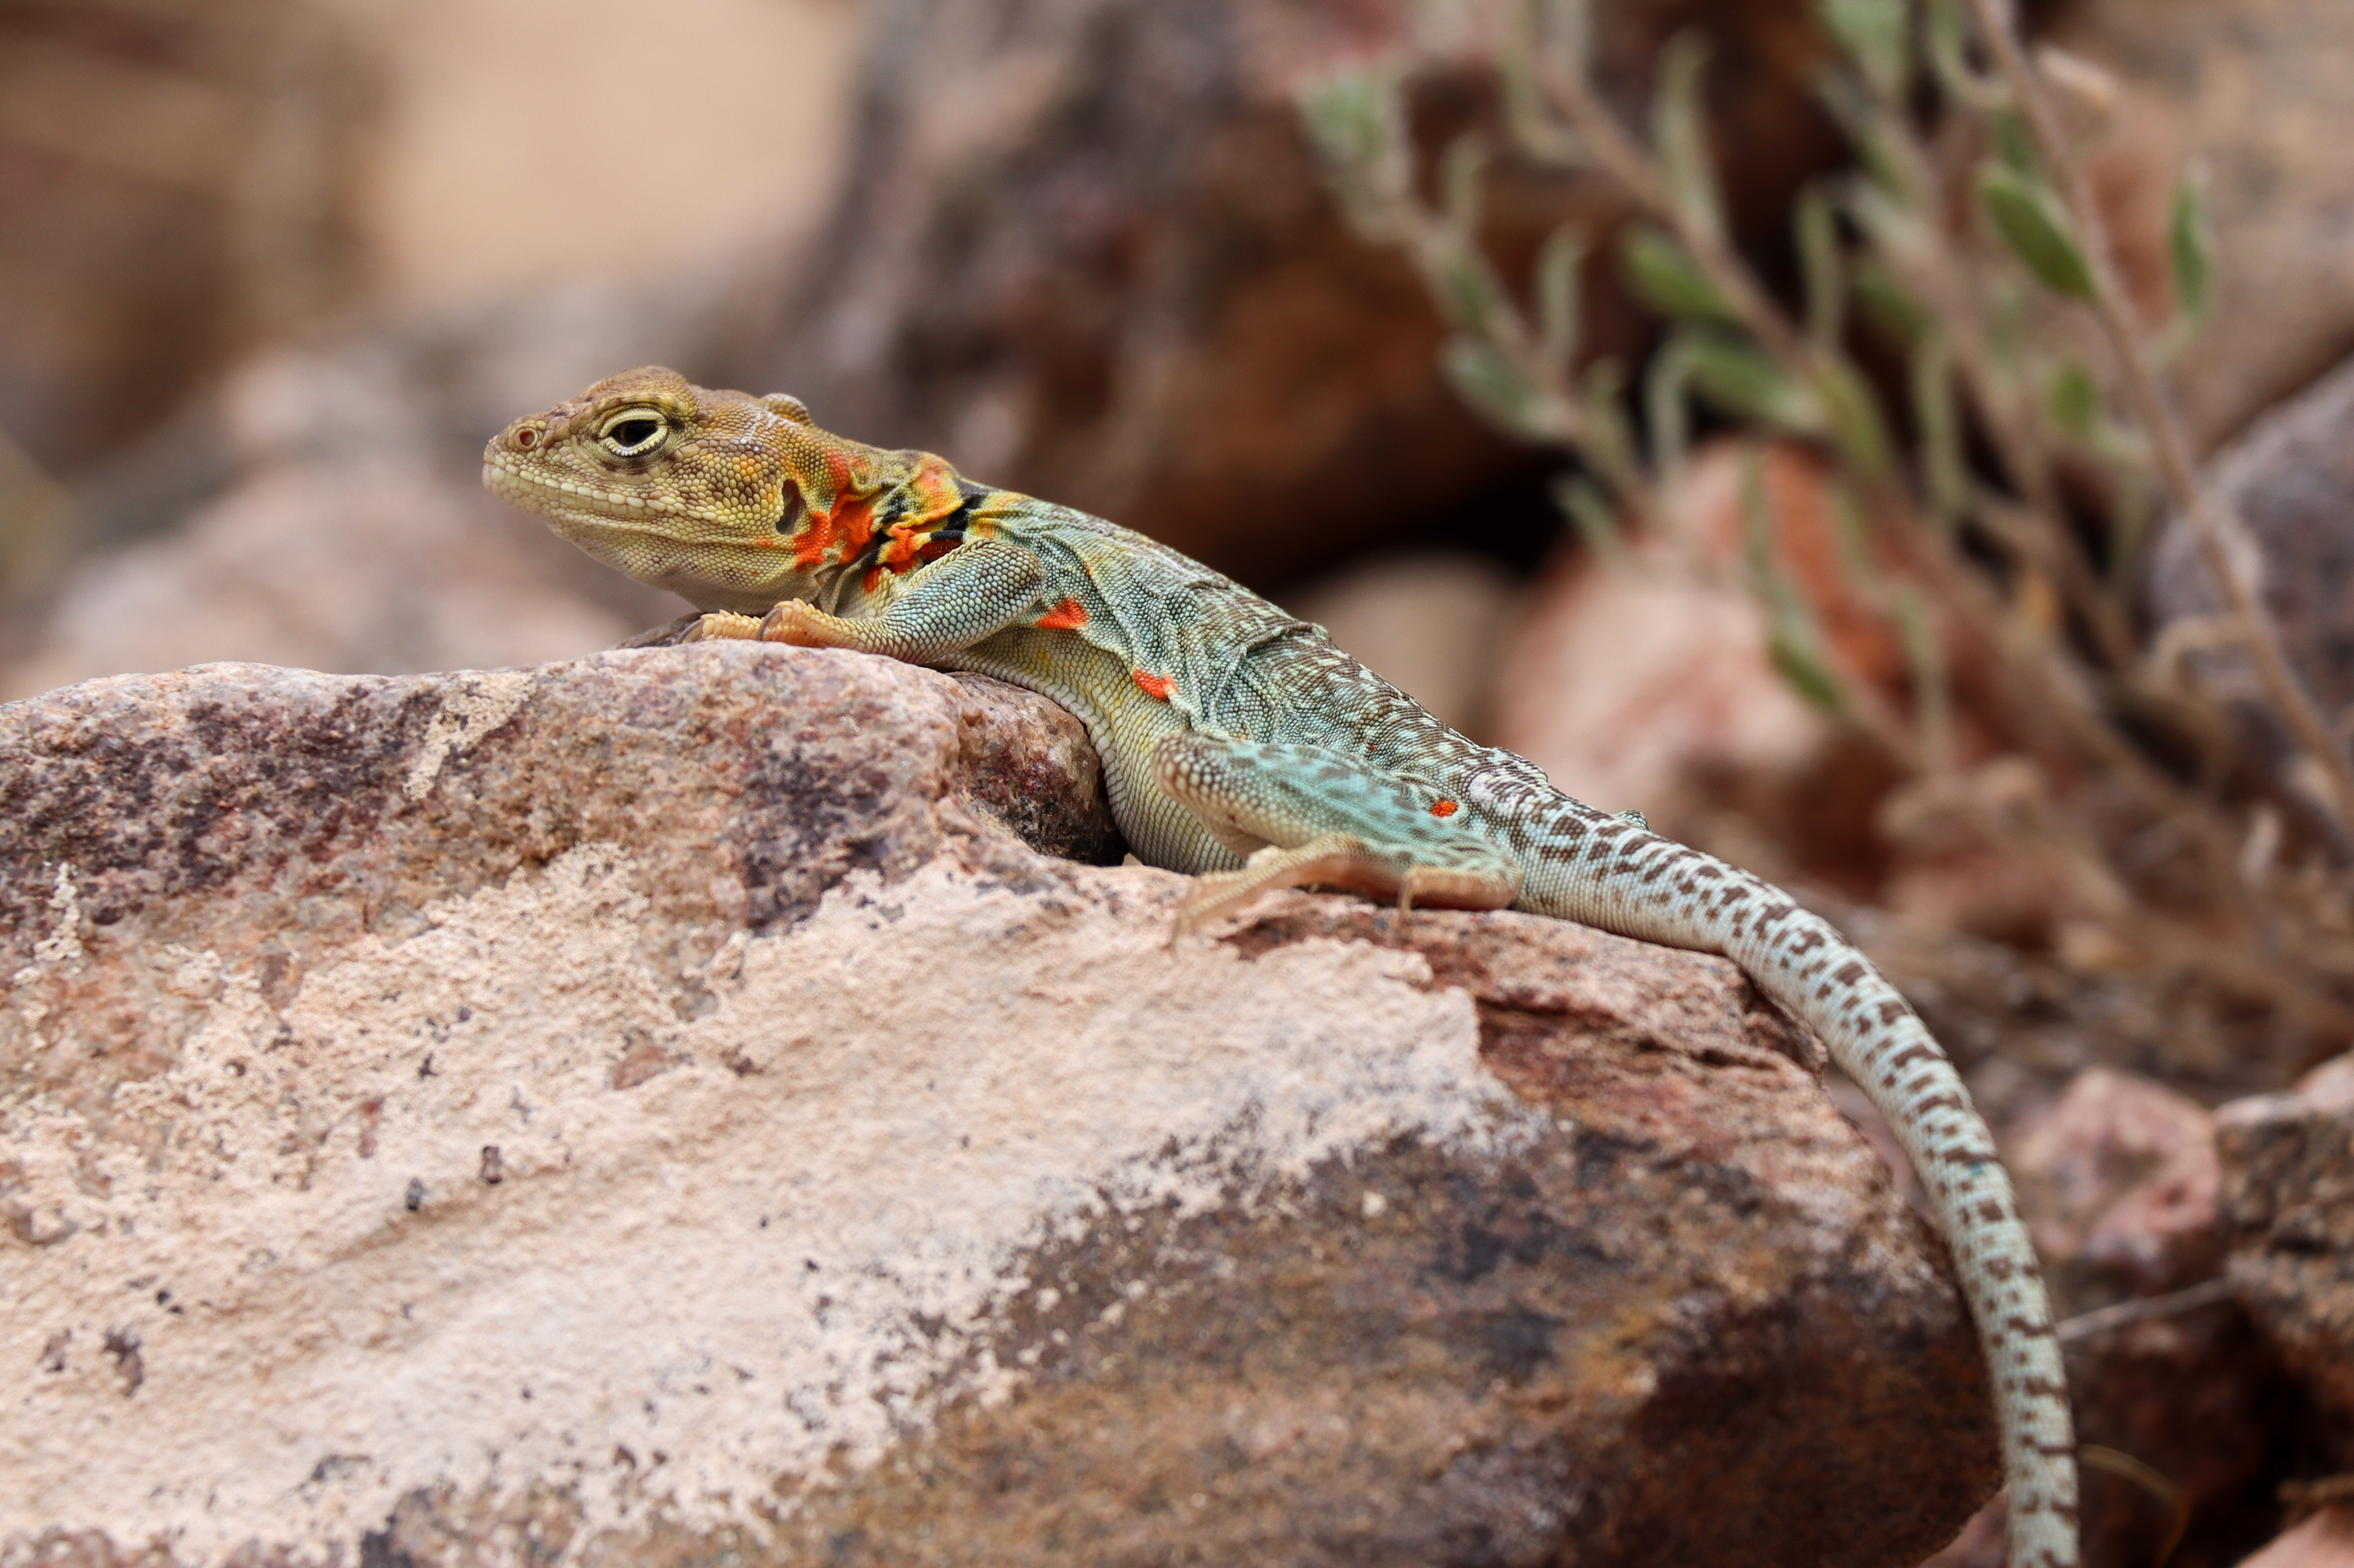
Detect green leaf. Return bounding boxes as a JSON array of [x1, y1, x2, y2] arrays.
[[1852, 258, 1931, 345], [1644, 335, 1697, 476], [1651, 33, 1725, 244], [1441, 135, 1487, 235], [1295, 70, 1413, 229], [2046, 359, 2101, 442], [1910, 335, 1967, 523], [1978, 165, 2095, 299], [1578, 359, 1641, 487], [1535, 224, 1588, 369], [1819, 0, 1908, 101], [1436, 242, 1511, 337], [1769, 629, 1851, 714], [1553, 473, 1627, 564], [1441, 336, 1557, 442], [1298, 72, 1399, 180], [1925, 0, 2006, 112], [1825, 476, 1882, 592], [2169, 175, 2213, 325], [1795, 182, 1844, 351], [1989, 111, 2038, 174], [1814, 356, 1893, 480], [1620, 227, 1737, 322], [1738, 446, 1848, 717], [1893, 585, 1953, 770], [1679, 329, 1825, 434]]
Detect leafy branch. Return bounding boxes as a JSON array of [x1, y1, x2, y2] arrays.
[[1300, 0, 2354, 1057]]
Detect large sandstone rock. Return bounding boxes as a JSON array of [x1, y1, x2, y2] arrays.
[[1, 647, 1995, 1567]]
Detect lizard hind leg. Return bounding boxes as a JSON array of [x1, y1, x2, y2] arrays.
[[1151, 732, 1522, 936]]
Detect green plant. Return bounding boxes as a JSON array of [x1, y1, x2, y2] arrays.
[[1300, 0, 2354, 1070]]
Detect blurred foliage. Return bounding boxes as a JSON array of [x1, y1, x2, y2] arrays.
[[1301, 0, 2354, 1078]]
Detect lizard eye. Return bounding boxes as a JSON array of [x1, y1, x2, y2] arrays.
[[598, 410, 670, 457]]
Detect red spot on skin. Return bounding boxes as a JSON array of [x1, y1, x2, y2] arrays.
[[862, 564, 887, 595], [1430, 800, 1459, 818], [1037, 597, 1088, 630], [916, 536, 959, 563], [1132, 669, 1175, 701]]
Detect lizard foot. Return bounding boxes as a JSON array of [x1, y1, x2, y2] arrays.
[[1169, 833, 1519, 944], [758, 600, 863, 648], [680, 612, 762, 642]]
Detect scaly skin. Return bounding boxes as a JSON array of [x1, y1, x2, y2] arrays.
[[485, 366, 2078, 1568]]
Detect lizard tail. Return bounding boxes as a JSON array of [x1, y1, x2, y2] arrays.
[[1516, 817, 2078, 1568]]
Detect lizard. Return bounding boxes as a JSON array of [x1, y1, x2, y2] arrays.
[[483, 365, 2078, 1568]]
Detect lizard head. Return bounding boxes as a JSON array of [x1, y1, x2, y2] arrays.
[[483, 365, 957, 615]]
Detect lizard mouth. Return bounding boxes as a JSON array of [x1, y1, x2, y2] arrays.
[[482, 453, 668, 525]]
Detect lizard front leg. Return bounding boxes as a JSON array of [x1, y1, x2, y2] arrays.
[[685, 541, 1049, 662], [1151, 733, 1522, 934]]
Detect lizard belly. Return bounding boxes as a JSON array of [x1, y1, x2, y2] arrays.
[[949, 626, 1244, 875]]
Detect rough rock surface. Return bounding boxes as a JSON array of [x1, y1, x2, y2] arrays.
[[2220, 1051, 2354, 1420], [1, 647, 1996, 1567]]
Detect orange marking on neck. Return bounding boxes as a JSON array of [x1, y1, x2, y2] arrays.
[[1037, 596, 1088, 630], [792, 511, 837, 571], [862, 564, 887, 595], [1430, 800, 1459, 818], [791, 446, 862, 569], [1131, 668, 1175, 701], [832, 491, 876, 555]]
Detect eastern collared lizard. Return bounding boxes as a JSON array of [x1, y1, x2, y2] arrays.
[[484, 365, 2078, 1568]]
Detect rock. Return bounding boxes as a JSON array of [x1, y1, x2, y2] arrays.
[[0, 0, 376, 482], [1, 646, 1996, 1567], [2012, 1067, 2223, 1299], [2238, 1507, 2354, 1568], [2147, 352, 2354, 783], [2045, 0, 2354, 453], [2006, 1068, 2297, 1568], [2219, 1052, 2354, 1420], [729, 0, 1849, 588]]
